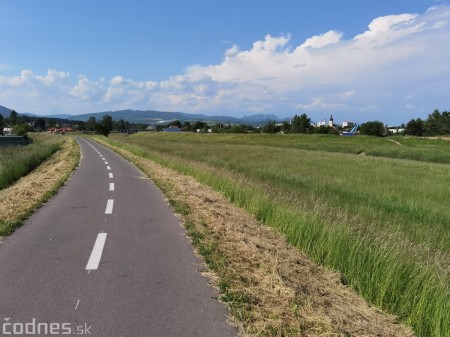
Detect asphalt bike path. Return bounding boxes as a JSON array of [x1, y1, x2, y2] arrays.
[[0, 138, 236, 337]]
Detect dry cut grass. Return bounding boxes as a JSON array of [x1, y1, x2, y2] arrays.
[[0, 136, 80, 236], [97, 138, 414, 337]]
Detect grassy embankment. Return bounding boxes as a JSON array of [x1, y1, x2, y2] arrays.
[[0, 133, 65, 189], [99, 133, 448, 337], [0, 134, 79, 235]]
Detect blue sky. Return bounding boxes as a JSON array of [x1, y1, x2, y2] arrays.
[[1, 0, 449, 124]]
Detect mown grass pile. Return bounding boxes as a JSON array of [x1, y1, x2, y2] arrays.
[[100, 132, 449, 337], [0, 133, 64, 190]]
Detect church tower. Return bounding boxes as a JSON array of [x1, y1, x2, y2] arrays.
[[328, 115, 334, 128]]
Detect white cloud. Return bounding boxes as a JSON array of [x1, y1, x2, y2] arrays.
[[225, 45, 240, 59], [298, 91, 355, 110], [353, 14, 422, 44], [36, 69, 70, 86], [299, 30, 343, 49], [71, 75, 103, 100], [432, 20, 448, 28], [1, 5, 450, 124], [110, 76, 124, 85]]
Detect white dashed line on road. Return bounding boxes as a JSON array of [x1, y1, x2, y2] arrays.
[[109, 183, 115, 191], [109, 173, 113, 178], [85, 233, 107, 271], [106, 166, 111, 170], [105, 199, 114, 214]]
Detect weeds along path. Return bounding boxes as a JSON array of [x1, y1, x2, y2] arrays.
[[0, 133, 66, 189], [0, 136, 79, 236], [93, 136, 414, 337]]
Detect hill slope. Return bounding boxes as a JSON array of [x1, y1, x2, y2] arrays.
[[1, 105, 287, 125], [0, 105, 12, 117], [48, 109, 287, 126]]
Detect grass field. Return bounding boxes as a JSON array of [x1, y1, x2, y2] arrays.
[[100, 132, 449, 337], [0, 133, 65, 190]]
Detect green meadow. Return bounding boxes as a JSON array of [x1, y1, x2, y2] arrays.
[[0, 133, 64, 190], [102, 132, 449, 337]]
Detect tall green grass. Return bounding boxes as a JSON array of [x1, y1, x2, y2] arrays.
[[121, 132, 450, 164], [0, 133, 65, 190], [99, 133, 449, 337]]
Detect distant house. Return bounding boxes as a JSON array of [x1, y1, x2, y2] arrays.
[[163, 126, 181, 132], [47, 127, 74, 134], [313, 116, 335, 128], [342, 121, 355, 129], [2, 127, 12, 135], [387, 127, 405, 134], [316, 119, 327, 127], [60, 127, 74, 133]]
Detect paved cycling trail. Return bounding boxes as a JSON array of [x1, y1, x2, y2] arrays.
[[0, 138, 236, 337]]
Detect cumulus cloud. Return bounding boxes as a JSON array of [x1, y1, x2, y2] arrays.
[[299, 30, 343, 49], [298, 91, 355, 110], [353, 13, 423, 45], [71, 75, 104, 100], [36, 69, 70, 86], [1, 5, 450, 123]]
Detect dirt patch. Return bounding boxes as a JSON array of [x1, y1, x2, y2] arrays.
[[424, 136, 450, 141], [100, 140, 414, 337], [387, 138, 402, 146], [0, 137, 80, 236]]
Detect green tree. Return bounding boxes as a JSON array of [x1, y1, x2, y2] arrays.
[[0, 114, 4, 135], [359, 121, 386, 137], [169, 120, 182, 128], [405, 118, 424, 136], [77, 121, 86, 131], [13, 123, 33, 136], [114, 119, 127, 130], [21, 114, 32, 123], [424, 109, 450, 135], [47, 119, 57, 128], [193, 121, 208, 132], [35, 118, 46, 132], [290, 114, 310, 133], [182, 121, 192, 132], [312, 125, 333, 134], [9, 110, 18, 126], [102, 115, 113, 132], [262, 121, 279, 133], [281, 121, 290, 133], [95, 114, 113, 136], [86, 116, 97, 131]]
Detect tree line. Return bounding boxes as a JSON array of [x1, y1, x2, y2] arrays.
[[404, 109, 450, 136], [352, 110, 450, 137], [0, 111, 145, 137], [2, 109, 450, 137], [0, 110, 37, 136], [258, 110, 450, 137]]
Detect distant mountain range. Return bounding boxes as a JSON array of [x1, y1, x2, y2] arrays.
[[0, 105, 287, 126]]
